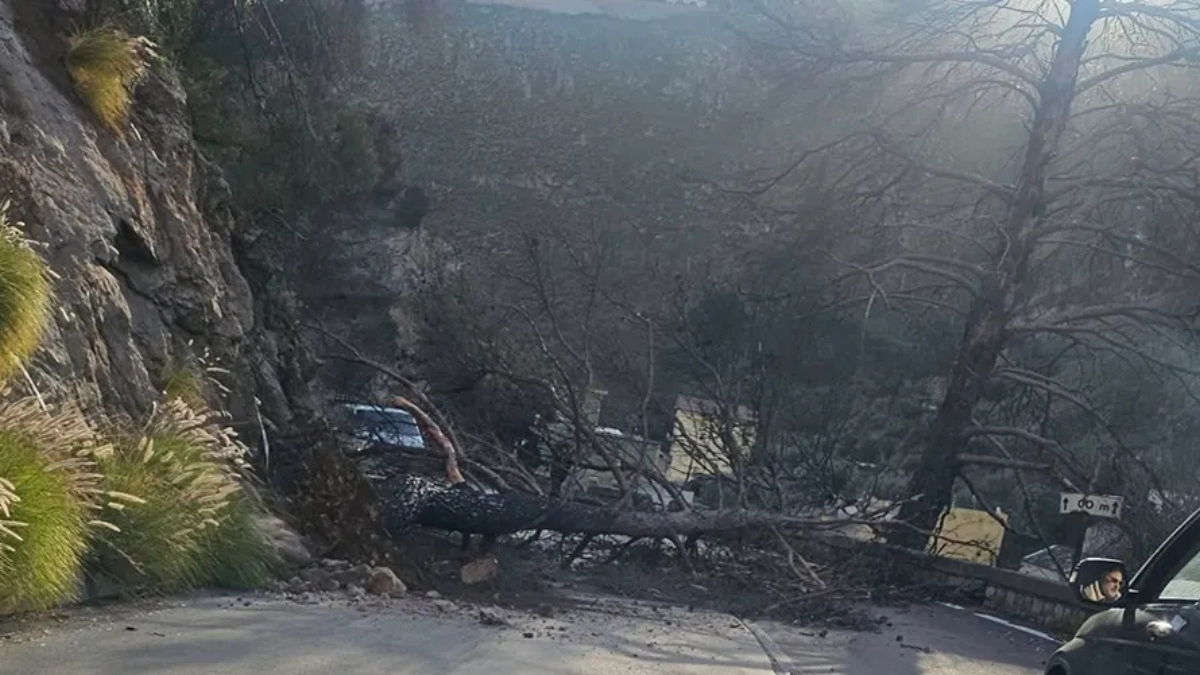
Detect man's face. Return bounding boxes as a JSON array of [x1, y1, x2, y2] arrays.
[[1102, 570, 1124, 599]]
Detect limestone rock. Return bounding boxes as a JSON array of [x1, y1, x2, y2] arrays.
[[366, 567, 407, 597], [460, 555, 500, 585], [255, 514, 313, 568], [478, 608, 507, 626], [335, 564, 374, 587]]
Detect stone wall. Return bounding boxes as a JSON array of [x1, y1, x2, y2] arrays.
[[816, 533, 1093, 635], [981, 575, 1092, 634], [926, 553, 1092, 634]]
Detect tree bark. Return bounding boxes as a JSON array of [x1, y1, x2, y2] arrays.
[[894, 301, 1009, 549], [373, 474, 851, 539], [895, 0, 1100, 549]]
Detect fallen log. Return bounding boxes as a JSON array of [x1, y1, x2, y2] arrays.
[[361, 398, 880, 544], [372, 473, 872, 539]]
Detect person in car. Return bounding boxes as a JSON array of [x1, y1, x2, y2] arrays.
[[1082, 565, 1125, 603]]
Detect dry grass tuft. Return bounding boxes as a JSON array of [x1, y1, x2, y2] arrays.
[[87, 400, 276, 591], [65, 26, 158, 134], [0, 396, 101, 613], [0, 203, 52, 385]]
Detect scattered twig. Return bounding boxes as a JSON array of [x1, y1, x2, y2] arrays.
[[561, 534, 596, 569], [772, 526, 827, 589]]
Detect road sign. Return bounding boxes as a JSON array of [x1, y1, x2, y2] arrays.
[[1060, 492, 1124, 519]]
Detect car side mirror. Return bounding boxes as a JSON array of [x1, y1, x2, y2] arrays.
[[1070, 557, 1130, 608]]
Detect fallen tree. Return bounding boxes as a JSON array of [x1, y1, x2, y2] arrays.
[[312, 395, 1009, 616], [365, 398, 894, 542], [377, 474, 886, 539]]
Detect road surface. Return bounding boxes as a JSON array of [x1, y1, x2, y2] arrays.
[[0, 593, 774, 675], [0, 592, 1059, 674], [760, 601, 1057, 675]]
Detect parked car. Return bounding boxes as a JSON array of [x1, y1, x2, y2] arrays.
[[1046, 508, 1200, 674], [333, 403, 426, 453]]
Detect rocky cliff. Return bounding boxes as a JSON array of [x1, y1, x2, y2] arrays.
[[367, 0, 769, 225], [0, 0, 313, 432], [295, 185, 435, 397], [0, 0, 799, 425], [298, 0, 800, 398]]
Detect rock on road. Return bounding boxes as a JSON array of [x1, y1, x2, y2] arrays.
[[0, 593, 1059, 674]]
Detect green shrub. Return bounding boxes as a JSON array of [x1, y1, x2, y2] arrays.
[[87, 400, 276, 591], [0, 476, 18, 583], [198, 493, 276, 590], [0, 398, 98, 614], [160, 361, 206, 410], [65, 26, 156, 134], [0, 203, 52, 385]]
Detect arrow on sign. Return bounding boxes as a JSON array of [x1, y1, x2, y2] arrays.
[[1059, 492, 1124, 520]]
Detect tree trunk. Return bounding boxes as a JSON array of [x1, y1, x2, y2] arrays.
[[895, 0, 1099, 548], [894, 300, 1009, 549], [374, 475, 846, 539]]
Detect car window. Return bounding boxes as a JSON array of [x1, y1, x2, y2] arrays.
[[353, 410, 416, 429], [1160, 545, 1200, 601], [353, 410, 388, 426]]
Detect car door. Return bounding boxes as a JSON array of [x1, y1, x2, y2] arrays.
[[1067, 607, 1167, 675], [1066, 529, 1200, 675], [1142, 544, 1200, 675], [1089, 533, 1200, 667]]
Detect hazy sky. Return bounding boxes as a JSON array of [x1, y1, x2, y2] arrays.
[[467, 0, 705, 19]]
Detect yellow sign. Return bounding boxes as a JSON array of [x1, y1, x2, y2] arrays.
[[929, 507, 1007, 566]]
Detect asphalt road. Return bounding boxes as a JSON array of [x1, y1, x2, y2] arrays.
[[0, 593, 1059, 675], [760, 602, 1058, 675], [0, 593, 774, 675]]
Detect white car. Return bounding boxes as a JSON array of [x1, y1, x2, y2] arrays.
[[335, 403, 427, 453]]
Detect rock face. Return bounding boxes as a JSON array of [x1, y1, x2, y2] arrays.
[[296, 0, 815, 400], [295, 187, 436, 398], [364, 0, 784, 246], [0, 0, 312, 429]]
